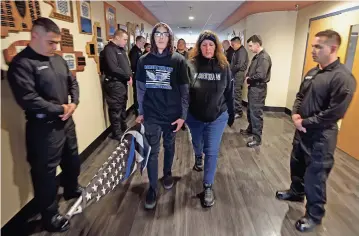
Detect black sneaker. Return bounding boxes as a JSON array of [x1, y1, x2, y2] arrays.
[[43, 214, 70, 232], [162, 175, 174, 190], [193, 155, 203, 172], [144, 188, 157, 210], [240, 129, 252, 135], [203, 183, 215, 207]]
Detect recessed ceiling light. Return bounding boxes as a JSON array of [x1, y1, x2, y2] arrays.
[[189, 16, 194, 20]]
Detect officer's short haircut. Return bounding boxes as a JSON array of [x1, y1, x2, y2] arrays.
[[247, 35, 262, 46], [231, 36, 241, 43], [32, 17, 60, 34], [315, 30, 341, 46], [178, 38, 186, 44], [136, 35, 145, 42], [114, 29, 128, 37]]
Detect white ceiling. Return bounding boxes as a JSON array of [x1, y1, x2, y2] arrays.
[[141, 1, 244, 39]]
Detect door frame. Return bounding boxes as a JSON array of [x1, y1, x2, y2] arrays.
[[301, 5, 359, 79]]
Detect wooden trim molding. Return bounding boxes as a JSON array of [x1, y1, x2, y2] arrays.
[[216, 1, 319, 32], [118, 1, 159, 25]]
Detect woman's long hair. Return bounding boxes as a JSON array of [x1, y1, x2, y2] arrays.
[[188, 30, 229, 69], [150, 22, 174, 54]]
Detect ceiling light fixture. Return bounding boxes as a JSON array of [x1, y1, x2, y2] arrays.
[[189, 16, 194, 20]]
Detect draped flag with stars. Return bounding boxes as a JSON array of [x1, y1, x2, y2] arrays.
[[65, 123, 151, 219]]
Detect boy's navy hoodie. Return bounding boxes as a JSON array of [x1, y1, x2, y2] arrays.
[[188, 56, 234, 122], [136, 49, 190, 124]]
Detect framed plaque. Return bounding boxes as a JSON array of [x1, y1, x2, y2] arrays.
[[1, 0, 41, 38], [62, 53, 76, 70], [86, 22, 102, 74], [45, 0, 74, 23], [76, 0, 92, 34], [104, 2, 116, 40]]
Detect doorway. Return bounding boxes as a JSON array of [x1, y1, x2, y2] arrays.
[[302, 8, 359, 160], [337, 24, 359, 160]]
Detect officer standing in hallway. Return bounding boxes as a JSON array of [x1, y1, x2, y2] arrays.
[[102, 29, 133, 140], [241, 35, 272, 147], [230, 36, 248, 118], [276, 30, 356, 232], [129, 35, 145, 116], [7, 17, 82, 232], [222, 40, 235, 64], [176, 38, 188, 59]]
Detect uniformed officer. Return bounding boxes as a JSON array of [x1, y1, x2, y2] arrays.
[[102, 29, 133, 140], [129, 35, 146, 116], [222, 40, 235, 64], [7, 17, 82, 232], [276, 30, 356, 232], [230, 36, 249, 118], [241, 35, 272, 147], [176, 38, 188, 59]]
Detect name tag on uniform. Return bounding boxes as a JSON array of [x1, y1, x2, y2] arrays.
[[304, 76, 313, 80], [37, 66, 48, 71]]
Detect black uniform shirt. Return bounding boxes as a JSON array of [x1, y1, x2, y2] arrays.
[[7, 46, 79, 118], [246, 49, 272, 85], [129, 44, 143, 75], [293, 59, 356, 129], [102, 41, 132, 82], [225, 47, 235, 64], [230, 45, 249, 74]]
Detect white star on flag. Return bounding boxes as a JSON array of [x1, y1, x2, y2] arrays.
[[112, 184, 116, 190], [116, 146, 121, 150], [98, 177, 103, 185], [112, 151, 117, 155], [86, 192, 92, 201], [116, 157, 120, 163], [120, 173, 123, 179], [107, 166, 112, 173], [103, 172, 108, 178], [111, 175, 115, 182], [124, 148, 128, 154], [122, 160, 126, 166], [119, 165, 122, 171], [116, 178, 119, 185], [120, 153, 124, 158], [92, 184, 98, 192], [106, 180, 111, 188], [115, 169, 118, 175], [109, 156, 113, 160], [120, 142, 125, 147], [112, 162, 116, 168], [124, 139, 128, 144], [101, 187, 106, 195], [96, 194, 101, 201]]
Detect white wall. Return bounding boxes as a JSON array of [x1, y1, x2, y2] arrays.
[[222, 11, 298, 107], [1, 1, 153, 226]]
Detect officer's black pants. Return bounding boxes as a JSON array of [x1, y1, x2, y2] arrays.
[[26, 117, 80, 220], [290, 127, 337, 223], [103, 80, 128, 138], [247, 84, 267, 142], [234, 71, 245, 115]]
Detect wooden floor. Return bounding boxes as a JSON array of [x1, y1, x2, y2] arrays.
[[30, 112, 359, 236]]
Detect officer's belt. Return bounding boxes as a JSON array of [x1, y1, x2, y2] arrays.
[[26, 113, 61, 122]]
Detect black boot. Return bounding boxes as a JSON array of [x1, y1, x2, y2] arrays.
[[63, 186, 84, 201], [275, 189, 304, 202], [43, 214, 70, 232], [295, 215, 320, 232]]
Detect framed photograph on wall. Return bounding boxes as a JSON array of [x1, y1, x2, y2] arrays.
[[62, 53, 77, 70], [76, 0, 92, 34], [45, 0, 74, 23], [104, 2, 116, 40]]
